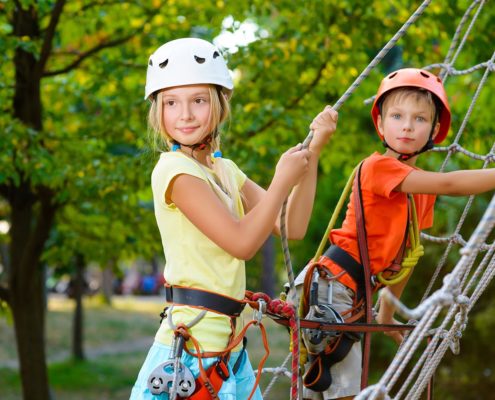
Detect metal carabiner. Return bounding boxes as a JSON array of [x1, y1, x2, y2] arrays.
[[253, 299, 266, 324]]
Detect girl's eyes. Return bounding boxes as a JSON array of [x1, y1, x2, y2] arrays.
[[391, 113, 401, 119], [416, 116, 426, 122], [163, 98, 208, 106]]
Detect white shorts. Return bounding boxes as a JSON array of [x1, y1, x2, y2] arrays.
[[293, 266, 362, 399]]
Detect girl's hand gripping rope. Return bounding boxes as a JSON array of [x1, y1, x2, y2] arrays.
[[273, 144, 311, 189]]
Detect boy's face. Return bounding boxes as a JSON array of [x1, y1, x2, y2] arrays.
[[377, 93, 440, 158]]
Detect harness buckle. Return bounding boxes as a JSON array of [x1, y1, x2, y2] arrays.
[[215, 359, 230, 381]]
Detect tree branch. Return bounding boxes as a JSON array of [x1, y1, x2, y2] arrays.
[[38, 0, 67, 75], [245, 60, 329, 138], [43, 34, 135, 77]]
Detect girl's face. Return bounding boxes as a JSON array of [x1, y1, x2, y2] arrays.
[[162, 84, 212, 147], [378, 94, 439, 158]]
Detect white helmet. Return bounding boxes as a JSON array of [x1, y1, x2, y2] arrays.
[[144, 38, 233, 100]]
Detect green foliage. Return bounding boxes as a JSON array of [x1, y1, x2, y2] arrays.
[[1, 0, 494, 396]]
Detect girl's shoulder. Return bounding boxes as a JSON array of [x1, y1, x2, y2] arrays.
[[152, 152, 207, 182], [155, 151, 201, 170]]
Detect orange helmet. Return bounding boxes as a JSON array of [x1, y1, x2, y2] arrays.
[[371, 68, 451, 144]]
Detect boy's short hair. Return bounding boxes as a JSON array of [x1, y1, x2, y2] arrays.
[[380, 87, 438, 122]]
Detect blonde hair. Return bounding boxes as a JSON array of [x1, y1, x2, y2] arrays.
[[381, 87, 437, 121], [148, 85, 243, 216]]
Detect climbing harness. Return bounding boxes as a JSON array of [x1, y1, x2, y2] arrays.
[[149, 284, 273, 399], [294, 160, 424, 392]]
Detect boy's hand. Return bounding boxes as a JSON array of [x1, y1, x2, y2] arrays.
[[309, 105, 338, 154]]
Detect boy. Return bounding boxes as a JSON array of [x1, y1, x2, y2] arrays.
[[296, 68, 495, 400]]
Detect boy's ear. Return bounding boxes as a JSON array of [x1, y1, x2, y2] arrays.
[[377, 114, 384, 135], [431, 121, 441, 140]]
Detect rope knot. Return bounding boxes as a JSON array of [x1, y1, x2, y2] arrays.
[[251, 292, 271, 303], [267, 299, 295, 318]]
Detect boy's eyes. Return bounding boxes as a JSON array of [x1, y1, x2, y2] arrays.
[[389, 113, 427, 122]]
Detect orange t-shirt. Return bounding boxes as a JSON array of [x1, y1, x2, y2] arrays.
[[329, 152, 436, 288]]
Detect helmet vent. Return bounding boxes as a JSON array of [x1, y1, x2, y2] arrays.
[[213, 51, 220, 59], [194, 55, 206, 64], [420, 71, 430, 78], [148, 59, 153, 66], [159, 59, 169, 69], [388, 72, 398, 79]]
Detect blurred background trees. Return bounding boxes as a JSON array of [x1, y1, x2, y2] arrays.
[[0, 1, 493, 399]]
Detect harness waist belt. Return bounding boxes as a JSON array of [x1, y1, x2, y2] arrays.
[[324, 245, 365, 298], [164, 285, 246, 317]]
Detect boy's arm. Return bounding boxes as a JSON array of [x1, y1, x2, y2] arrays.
[[397, 169, 495, 195], [376, 269, 413, 345]]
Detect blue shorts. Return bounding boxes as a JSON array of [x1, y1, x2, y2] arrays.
[[130, 341, 263, 399]]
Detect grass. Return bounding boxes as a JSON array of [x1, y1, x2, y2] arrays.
[[0, 294, 292, 399]]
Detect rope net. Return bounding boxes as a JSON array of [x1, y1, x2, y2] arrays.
[[263, 1, 494, 399]]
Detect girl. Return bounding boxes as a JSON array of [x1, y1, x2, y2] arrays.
[[130, 37, 338, 399]]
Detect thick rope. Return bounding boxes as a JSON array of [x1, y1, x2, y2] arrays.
[[376, 196, 424, 286], [357, 193, 495, 400], [421, 49, 495, 302]]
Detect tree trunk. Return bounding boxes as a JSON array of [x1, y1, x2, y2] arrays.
[[9, 185, 56, 400], [261, 235, 276, 298], [9, 5, 53, 400], [72, 254, 85, 360]]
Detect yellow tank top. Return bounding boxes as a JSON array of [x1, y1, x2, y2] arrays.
[[151, 152, 246, 352]]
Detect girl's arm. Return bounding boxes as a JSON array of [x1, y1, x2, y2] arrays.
[[242, 106, 338, 239], [397, 169, 495, 195], [241, 147, 323, 239], [170, 145, 310, 260]]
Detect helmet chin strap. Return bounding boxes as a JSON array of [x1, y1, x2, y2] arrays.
[[383, 136, 434, 161], [172, 129, 218, 152]]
